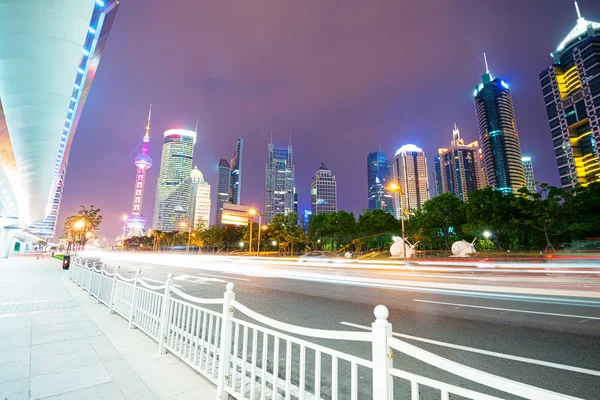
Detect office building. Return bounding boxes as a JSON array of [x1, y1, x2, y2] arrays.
[[265, 140, 295, 223], [125, 106, 153, 237], [189, 166, 211, 229], [215, 159, 231, 225], [474, 55, 526, 193], [230, 138, 244, 205], [434, 123, 485, 202], [522, 157, 537, 193], [311, 163, 337, 215], [367, 151, 394, 214], [539, 2, 600, 189], [152, 129, 196, 232], [392, 144, 430, 215]]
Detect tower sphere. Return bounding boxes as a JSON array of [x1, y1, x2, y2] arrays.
[[135, 153, 153, 169]]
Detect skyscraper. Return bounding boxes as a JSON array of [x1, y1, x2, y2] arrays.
[[434, 123, 485, 202], [367, 151, 394, 214], [230, 138, 244, 205], [125, 106, 153, 237], [215, 159, 231, 225], [189, 166, 211, 229], [392, 144, 430, 215], [522, 157, 537, 193], [540, 2, 600, 189], [152, 129, 196, 232], [474, 55, 526, 194], [265, 140, 295, 223], [311, 163, 337, 215]]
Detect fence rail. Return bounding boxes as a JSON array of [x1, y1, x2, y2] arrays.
[[69, 258, 580, 400]]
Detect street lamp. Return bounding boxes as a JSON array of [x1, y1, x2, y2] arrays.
[[73, 219, 85, 253], [483, 231, 492, 239], [181, 221, 191, 255], [388, 183, 407, 262], [249, 209, 263, 256], [272, 240, 277, 247], [239, 241, 244, 248], [121, 214, 127, 251]]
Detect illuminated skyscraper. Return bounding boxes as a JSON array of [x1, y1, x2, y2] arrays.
[[125, 106, 153, 237], [474, 55, 526, 193], [540, 1, 600, 189], [367, 151, 394, 214], [230, 138, 244, 205], [265, 139, 295, 223], [215, 159, 231, 225], [434, 123, 485, 202], [152, 128, 196, 232], [311, 163, 337, 215], [189, 166, 211, 229], [522, 157, 537, 193], [392, 144, 430, 215]]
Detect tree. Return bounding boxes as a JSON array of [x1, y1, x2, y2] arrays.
[[422, 193, 466, 250], [511, 184, 572, 250], [267, 213, 305, 255], [62, 205, 103, 252]]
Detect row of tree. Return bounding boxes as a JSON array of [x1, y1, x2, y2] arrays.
[[121, 182, 600, 254]]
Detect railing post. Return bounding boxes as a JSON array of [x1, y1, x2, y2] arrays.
[[372, 305, 393, 400], [128, 269, 142, 329], [109, 265, 120, 314], [158, 273, 173, 355], [87, 262, 96, 294], [216, 282, 236, 399], [97, 264, 106, 304]]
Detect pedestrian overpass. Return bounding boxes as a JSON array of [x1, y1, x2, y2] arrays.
[[0, 0, 119, 256]]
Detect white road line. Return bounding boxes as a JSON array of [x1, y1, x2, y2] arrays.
[[339, 321, 600, 377], [0, 298, 64, 305], [414, 299, 600, 320], [194, 273, 250, 281]]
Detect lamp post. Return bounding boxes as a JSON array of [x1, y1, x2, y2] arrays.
[[73, 219, 85, 253], [389, 183, 407, 262], [249, 209, 262, 256], [181, 222, 191, 255]]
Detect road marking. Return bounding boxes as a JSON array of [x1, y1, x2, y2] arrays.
[[339, 321, 600, 377], [194, 272, 250, 281], [413, 299, 600, 320], [144, 277, 182, 288], [0, 298, 64, 305]]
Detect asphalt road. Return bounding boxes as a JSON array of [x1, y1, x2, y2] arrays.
[[98, 252, 600, 399]]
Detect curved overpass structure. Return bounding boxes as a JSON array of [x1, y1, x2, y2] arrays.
[[0, 0, 119, 256]]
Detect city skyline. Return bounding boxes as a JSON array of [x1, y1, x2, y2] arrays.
[[54, 0, 600, 240]]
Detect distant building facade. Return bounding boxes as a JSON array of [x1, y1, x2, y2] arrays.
[[215, 159, 231, 225], [367, 151, 394, 214], [189, 166, 210, 229], [311, 163, 337, 215], [265, 141, 295, 223], [522, 157, 537, 193], [434, 124, 485, 202], [539, 3, 600, 189], [152, 129, 196, 232], [392, 144, 430, 215], [230, 138, 244, 205], [474, 59, 526, 194]]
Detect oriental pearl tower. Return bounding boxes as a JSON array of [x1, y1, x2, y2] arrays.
[[125, 105, 153, 237]]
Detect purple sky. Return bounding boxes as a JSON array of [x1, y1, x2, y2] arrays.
[[59, 0, 600, 242]]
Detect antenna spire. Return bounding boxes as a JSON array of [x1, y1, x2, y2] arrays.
[[270, 131, 273, 145], [144, 104, 152, 139], [575, 0, 582, 19], [484, 53, 490, 74], [289, 132, 292, 146], [194, 116, 198, 134]]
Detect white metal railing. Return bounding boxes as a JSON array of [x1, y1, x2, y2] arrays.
[[68, 257, 582, 400]]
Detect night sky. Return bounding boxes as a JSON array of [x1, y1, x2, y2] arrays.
[[59, 0, 600, 242]]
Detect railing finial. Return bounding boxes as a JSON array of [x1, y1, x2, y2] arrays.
[[374, 305, 389, 321], [226, 282, 235, 292]]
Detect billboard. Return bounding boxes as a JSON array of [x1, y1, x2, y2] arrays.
[[221, 203, 250, 226]]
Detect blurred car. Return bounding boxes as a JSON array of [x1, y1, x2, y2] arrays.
[[298, 251, 346, 263]]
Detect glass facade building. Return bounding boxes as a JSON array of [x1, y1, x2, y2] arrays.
[[392, 144, 430, 215], [311, 163, 337, 215], [474, 68, 526, 193], [522, 157, 537, 193], [230, 138, 243, 205], [539, 4, 600, 189], [152, 129, 196, 232], [265, 142, 295, 223], [215, 159, 231, 225], [367, 151, 394, 214], [189, 166, 210, 229], [434, 124, 485, 202]]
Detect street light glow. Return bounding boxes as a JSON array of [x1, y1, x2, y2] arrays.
[[122, 214, 128, 221], [483, 231, 492, 238], [73, 219, 85, 230], [272, 240, 277, 246]]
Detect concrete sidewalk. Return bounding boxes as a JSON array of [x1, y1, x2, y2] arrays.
[[0, 256, 216, 400]]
